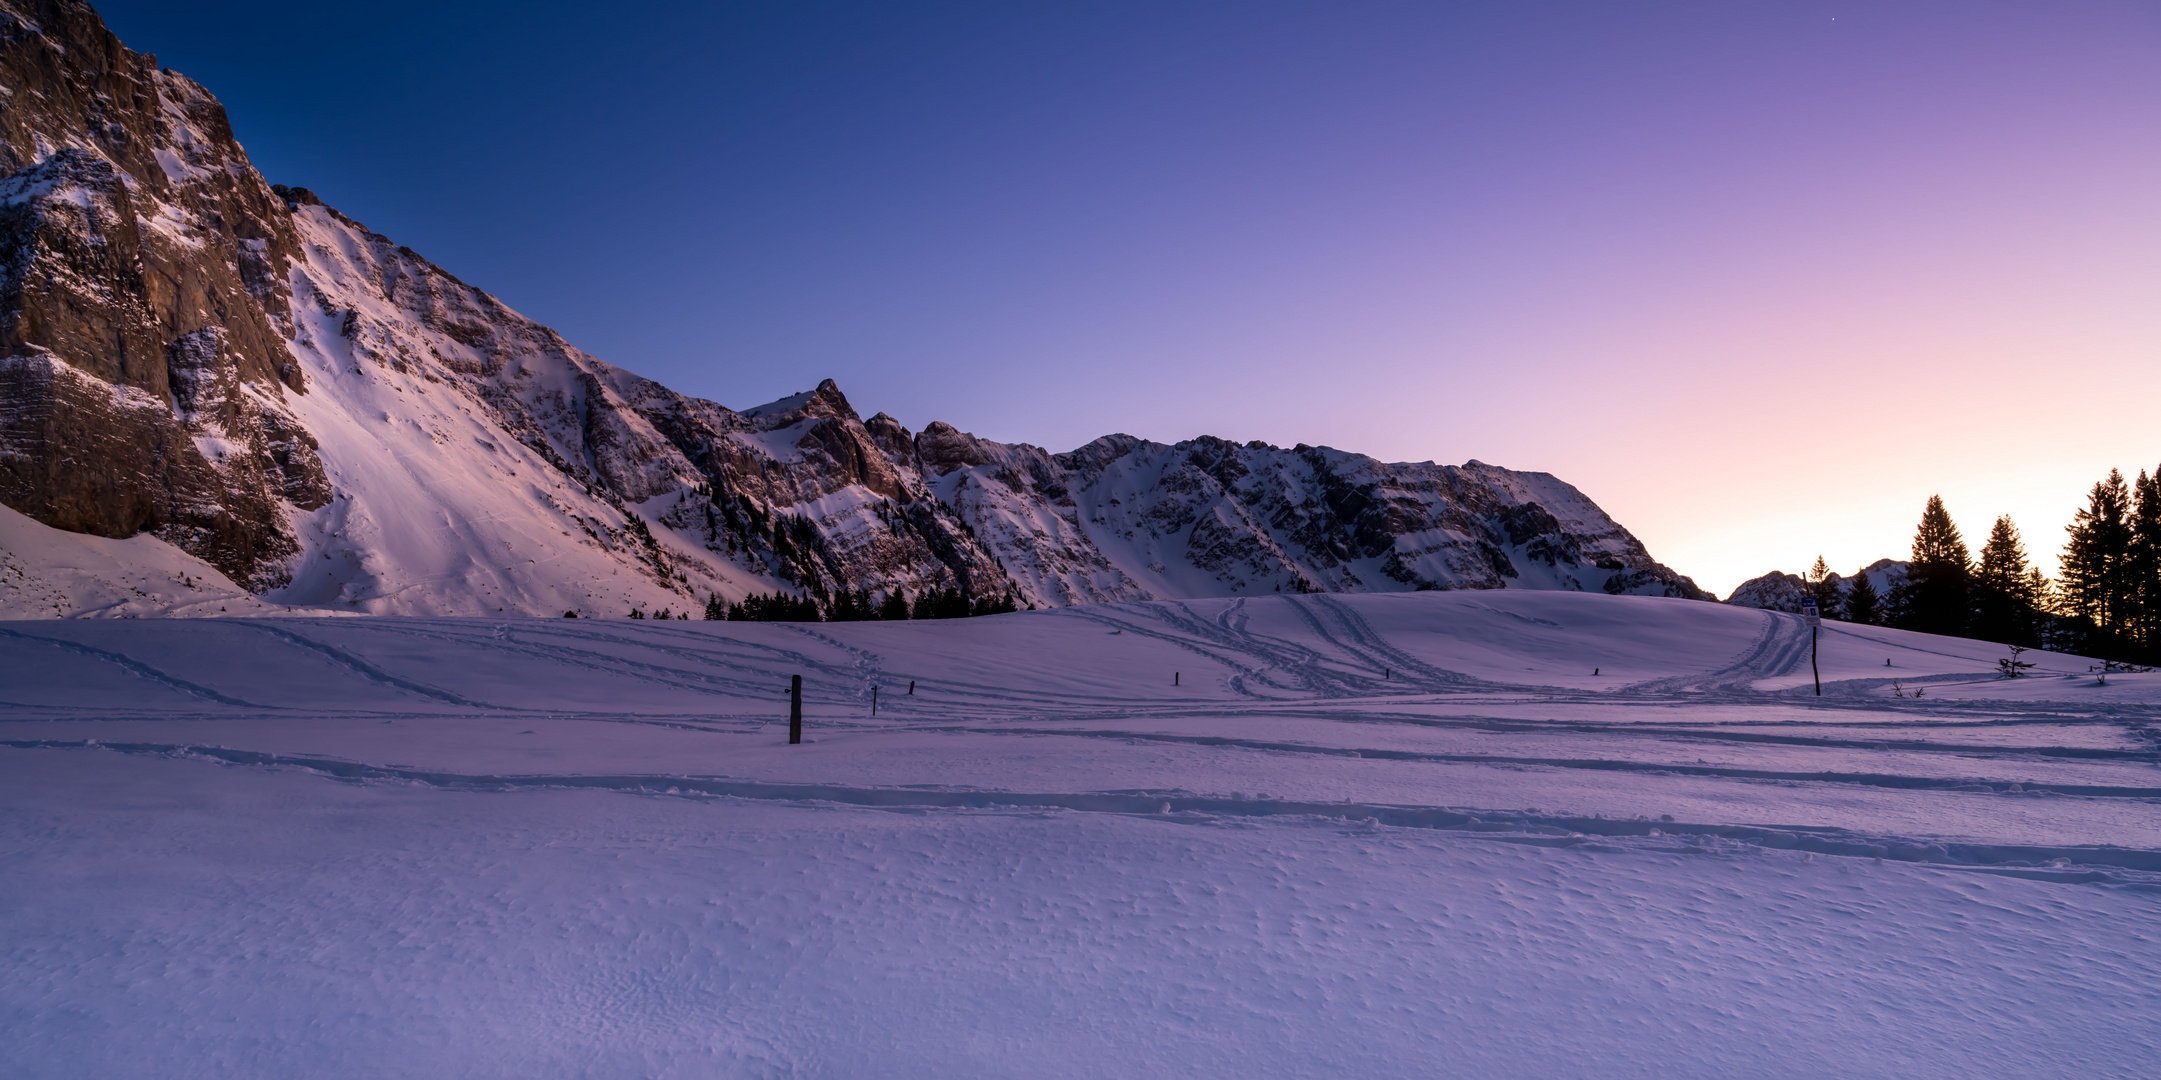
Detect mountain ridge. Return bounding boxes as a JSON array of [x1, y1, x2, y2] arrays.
[[0, 0, 1708, 617]]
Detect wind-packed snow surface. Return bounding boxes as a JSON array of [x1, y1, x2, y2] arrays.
[[4, 591, 2157, 1078]]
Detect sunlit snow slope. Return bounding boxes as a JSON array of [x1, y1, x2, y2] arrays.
[[4, 591, 2157, 1078], [0, 502, 312, 618]]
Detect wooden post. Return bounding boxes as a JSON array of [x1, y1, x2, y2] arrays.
[[872, 685, 878, 716], [1811, 626, 1821, 696], [908, 680, 915, 695], [789, 674, 802, 744], [1174, 672, 1180, 686]]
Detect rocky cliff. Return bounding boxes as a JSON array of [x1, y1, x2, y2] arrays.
[[0, 0, 1707, 617], [917, 429, 1705, 605], [0, 1, 324, 591]]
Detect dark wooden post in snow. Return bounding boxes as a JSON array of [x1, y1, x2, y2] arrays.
[[872, 685, 878, 716], [908, 680, 915, 695], [1175, 671, 1180, 686], [1800, 600, 1822, 696], [789, 674, 802, 744]]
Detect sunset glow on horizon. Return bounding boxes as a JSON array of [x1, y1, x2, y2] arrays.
[[100, 0, 2160, 596]]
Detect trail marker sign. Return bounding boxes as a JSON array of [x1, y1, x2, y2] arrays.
[[1799, 598, 1821, 626]]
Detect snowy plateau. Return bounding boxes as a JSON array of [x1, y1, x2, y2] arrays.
[[4, 593, 2160, 1077]]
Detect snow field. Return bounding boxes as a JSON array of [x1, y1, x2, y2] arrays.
[[3, 590, 2157, 1077], [3, 750, 2155, 1080]]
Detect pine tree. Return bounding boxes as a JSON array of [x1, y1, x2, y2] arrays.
[[1891, 495, 1971, 637], [1804, 555, 1841, 616], [703, 594, 726, 620], [827, 589, 862, 622], [730, 591, 824, 622], [2129, 468, 2161, 660], [1972, 515, 2039, 646], [880, 589, 912, 621], [2025, 567, 2065, 650], [2061, 469, 2133, 649], [1843, 565, 1881, 625], [971, 590, 1020, 617], [913, 586, 971, 620]]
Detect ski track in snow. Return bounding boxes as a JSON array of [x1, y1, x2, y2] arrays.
[[4, 590, 2159, 1077], [0, 626, 272, 709]]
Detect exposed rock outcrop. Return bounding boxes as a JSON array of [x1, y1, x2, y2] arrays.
[[912, 432, 1708, 605], [0, 0, 313, 587]]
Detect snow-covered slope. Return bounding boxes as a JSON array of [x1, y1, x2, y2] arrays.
[[0, 500, 306, 617], [4, 591, 2156, 1076], [246, 191, 1024, 616]]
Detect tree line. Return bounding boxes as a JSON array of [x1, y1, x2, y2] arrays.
[[1801, 466, 2161, 664], [693, 585, 1020, 623]]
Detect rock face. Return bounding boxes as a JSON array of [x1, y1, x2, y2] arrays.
[[915, 431, 1706, 605], [0, 1, 313, 589], [0, 0, 1709, 616]]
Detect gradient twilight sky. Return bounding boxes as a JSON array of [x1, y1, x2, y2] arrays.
[[99, 1, 2159, 596]]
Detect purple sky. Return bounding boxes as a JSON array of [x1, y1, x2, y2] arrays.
[[101, 1, 2160, 595]]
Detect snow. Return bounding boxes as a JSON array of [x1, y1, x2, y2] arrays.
[[732, 417, 817, 463], [3, 590, 2156, 1076], [0, 502, 301, 619], [0, 169, 68, 207], [138, 200, 205, 248], [739, 386, 822, 420], [152, 145, 189, 184], [252, 203, 820, 618], [189, 432, 246, 463]]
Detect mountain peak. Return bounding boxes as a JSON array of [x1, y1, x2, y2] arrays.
[[742, 379, 859, 427]]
